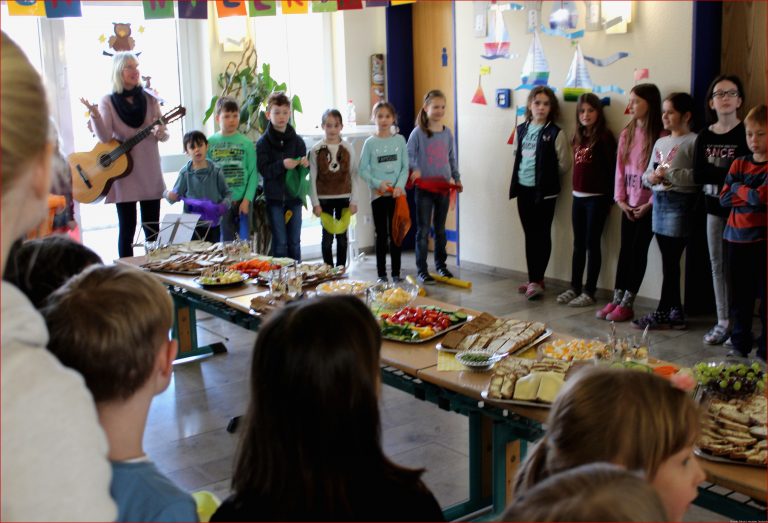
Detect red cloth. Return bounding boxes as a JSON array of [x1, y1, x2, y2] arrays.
[[411, 178, 459, 210]]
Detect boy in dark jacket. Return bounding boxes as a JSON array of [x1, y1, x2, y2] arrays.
[[256, 92, 308, 260]]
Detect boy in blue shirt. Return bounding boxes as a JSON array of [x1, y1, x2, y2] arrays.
[[43, 265, 199, 522], [167, 131, 231, 242]]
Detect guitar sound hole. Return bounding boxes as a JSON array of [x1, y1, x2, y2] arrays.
[[98, 154, 112, 168]]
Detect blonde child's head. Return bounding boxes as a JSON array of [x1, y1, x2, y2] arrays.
[[502, 462, 669, 522], [622, 83, 663, 169], [416, 89, 446, 138], [111, 51, 140, 94], [43, 265, 175, 403], [514, 367, 701, 520], [745, 105, 767, 157], [524, 86, 559, 124]]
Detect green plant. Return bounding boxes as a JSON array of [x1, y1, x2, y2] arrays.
[[203, 39, 302, 138]]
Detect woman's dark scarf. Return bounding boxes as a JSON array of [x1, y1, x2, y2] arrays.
[[110, 85, 147, 128]]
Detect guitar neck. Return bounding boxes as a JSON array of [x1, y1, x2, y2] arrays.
[[114, 117, 163, 157]]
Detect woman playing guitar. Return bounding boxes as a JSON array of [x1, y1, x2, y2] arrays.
[[80, 52, 168, 258]]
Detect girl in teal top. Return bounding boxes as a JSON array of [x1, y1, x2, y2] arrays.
[[359, 101, 409, 282]]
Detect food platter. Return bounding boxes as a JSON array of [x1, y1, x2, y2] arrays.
[[693, 447, 766, 468], [193, 274, 248, 289], [437, 328, 553, 355], [379, 306, 470, 344], [316, 280, 373, 296], [480, 389, 551, 409]]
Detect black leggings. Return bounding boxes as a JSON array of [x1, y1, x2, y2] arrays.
[[371, 196, 401, 278], [571, 195, 612, 295], [115, 199, 161, 258], [516, 186, 557, 283], [614, 211, 654, 294], [656, 233, 688, 312], [728, 241, 766, 357]]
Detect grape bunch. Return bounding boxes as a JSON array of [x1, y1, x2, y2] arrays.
[[694, 361, 765, 397]]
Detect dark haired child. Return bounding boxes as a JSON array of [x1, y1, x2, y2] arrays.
[[693, 75, 749, 346], [256, 91, 308, 261], [407, 89, 463, 285], [167, 131, 231, 242], [207, 97, 258, 242], [309, 109, 359, 267], [720, 105, 767, 361], [557, 93, 616, 307], [635, 93, 700, 330], [359, 101, 409, 283], [509, 86, 572, 300]]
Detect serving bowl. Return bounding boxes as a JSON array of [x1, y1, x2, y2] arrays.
[[366, 282, 419, 313]]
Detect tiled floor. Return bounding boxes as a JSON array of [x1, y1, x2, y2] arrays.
[[145, 252, 744, 521]]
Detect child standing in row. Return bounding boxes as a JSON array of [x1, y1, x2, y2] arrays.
[[257, 92, 308, 261], [407, 90, 463, 285], [43, 265, 198, 522], [309, 109, 359, 267], [720, 105, 767, 360], [634, 92, 699, 330], [359, 101, 409, 283], [598, 84, 664, 322], [557, 93, 616, 307], [166, 131, 231, 242], [207, 97, 258, 242], [509, 86, 572, 300], [693, 75, 749, 345]]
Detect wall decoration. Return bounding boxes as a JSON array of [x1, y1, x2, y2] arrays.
[[390, 0, 415, 4], [366, 0, 390, 6], [482, 2, 511, 60], [248, 0, 276, 16], [337, 0, 363, 9], [518, 31, 549, 89], [601, 0, 631, 34], [108, 23, 136, 52], [282, 0, 309, 14], [473, 1, 487, 38], [217, 0, 247, 17], [583, 51, 629, 67], [563, 44, 592, 101], [548, 1, 577, 31], [44, 0, 81, 18], [584, 0, 601, 31], [8, 0, 47, 16], [592, 84, 624, 94], [633, 68, 649, 82], [471, 74, 487, 105], [178, 0, 208, 19], [143, 0, 174, 19], [313, 0, 339, 11], [370, 53, 385, 111], [524, 0, 540, 33], [540, 25, 584, 39]]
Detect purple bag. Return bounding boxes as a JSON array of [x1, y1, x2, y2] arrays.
[[183, 198, 228, 223]]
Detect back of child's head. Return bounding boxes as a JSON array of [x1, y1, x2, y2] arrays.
[[514, 366, 700, 495], [183, 130, 207, 152], [215, 96, 239, 116], [266, 91, 291, 112], [42, 264, 172, 403], [232, 295, 421, 512], [321, 108, 343, 127], [525, 86, 559, 123], [4, 235, 102, 309], [704, 74, 744, 123], [371, 100, 398, 125], [745, 104, 767, 127], [573, 92, 607, 147], [665, 92, 696, 131], [502, 462, 669, 522], [416, 89, 446, 138], [622, 83, 663, 168]]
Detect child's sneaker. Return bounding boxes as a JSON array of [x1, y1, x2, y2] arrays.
[[517, 282, 530, 294], [557, 289, 578, 304], [525, 282, 544, 300], [436, 267, 454, 278], [606, 305, 634, 322], [668, 307, 687, 330], [392, 276, 404, 284], [568, 293, 596, 307], [418, 272, 436, 285], [596, 302, 617, 319], [632, 310, 670, 330]]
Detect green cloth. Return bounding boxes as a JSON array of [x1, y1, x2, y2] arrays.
[[285, 160, 310, 208], [207, 132, 259, 202]]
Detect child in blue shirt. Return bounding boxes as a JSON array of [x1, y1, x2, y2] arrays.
[[43, 265, 198, 522], [167, 131, 231, 242]]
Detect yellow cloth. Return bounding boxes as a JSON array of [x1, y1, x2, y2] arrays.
[[320, 207, 351, 234], [437, 350, 470, 371], [192, 491, 221, 523]]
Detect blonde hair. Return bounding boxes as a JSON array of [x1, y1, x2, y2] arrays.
[[502, 463, 669, 522], [43, 264, 173, 402], [1, 31, 49, 193], [111, 51, 140, 93], [514, 367, 700, 494], [745, 104, 767, 127], [416, 89, 446, 138]]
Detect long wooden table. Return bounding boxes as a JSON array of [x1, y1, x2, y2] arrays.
[[121, 259, 767, 520]]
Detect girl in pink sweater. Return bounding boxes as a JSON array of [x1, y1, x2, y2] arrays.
[[597, 84, 664, 322]]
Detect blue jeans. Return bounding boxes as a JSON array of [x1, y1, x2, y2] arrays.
[[266, 199, 302, 261], [571, 195, 612, 295], [220, 202, 250, 242], [415, 188, 450, 275]]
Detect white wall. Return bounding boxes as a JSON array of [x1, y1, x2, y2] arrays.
[[455, 1, 693, 299]]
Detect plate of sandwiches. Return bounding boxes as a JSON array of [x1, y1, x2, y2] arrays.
[[437, 314, 549, 356], [695, 393, 767, 467]]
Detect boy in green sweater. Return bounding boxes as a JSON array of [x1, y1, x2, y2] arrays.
[[207, 97, 258, 241]]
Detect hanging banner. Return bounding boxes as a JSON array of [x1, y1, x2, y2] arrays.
[[282, 0, 308, 14], [248, 0, 276, 16], [365, 0, 389, 6], [44, 0, 81, 18], [143, 0, 174, 19], [178, 0, 208, 19], [8, 0, 47, 16], [337, 0, 362, 9], [391, 0, 415, 5], [217, 0, 247, 17], [312, 0, 337, 12]]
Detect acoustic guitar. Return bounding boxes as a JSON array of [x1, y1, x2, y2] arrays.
[[70, 105, 186, 203]]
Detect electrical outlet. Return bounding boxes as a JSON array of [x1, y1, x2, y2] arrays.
[[363, 215, 372, 224]]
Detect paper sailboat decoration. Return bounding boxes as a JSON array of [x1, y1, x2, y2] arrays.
[[471, 76, 487, 105], [482, 4, 512, 60], [519, 31, 550, 88], [563, 44, 593, 101]]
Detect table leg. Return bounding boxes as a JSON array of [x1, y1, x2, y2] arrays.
[[171, 293, 228, 360], [492, 421, 527, 515]]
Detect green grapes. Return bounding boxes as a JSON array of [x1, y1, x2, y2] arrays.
[[694, 361, 765, 397]]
